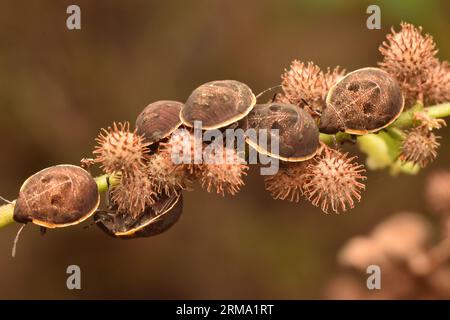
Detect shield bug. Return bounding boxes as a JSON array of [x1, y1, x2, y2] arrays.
[[95, 192, 183, 239], [180, 80, 256, 130], [13, 165, 100, 228], [136, 100, 184, 145], [243, 103, 321, 161], [319, 67, 404, 134]]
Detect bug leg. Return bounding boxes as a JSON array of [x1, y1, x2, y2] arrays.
[[80, 158, 95, 173], [40, 227, 47, 236], [271, 93, 278, 103], [84, 211, 111, 229], [225, 122, 239, 130], [331, 135, 338, 148], [0, 195, 12, 205], [348, 134, 358, 145], [303, 104, 322, 119], [105, 176, 112, 209]]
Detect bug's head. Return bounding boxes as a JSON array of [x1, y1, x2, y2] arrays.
[[319, 107, 344, 134]]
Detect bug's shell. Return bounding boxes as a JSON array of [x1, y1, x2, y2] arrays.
[[136, 100, 184, 145], [95, 193, 183, 239], [180, 80, 256, 130], [319, 67, 404, 135], [13, 165, 100, 228], [243, 103, 321, 162]]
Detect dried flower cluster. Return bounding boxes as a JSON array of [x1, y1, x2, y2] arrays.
[[379, 23, 449, 172], [264, 147, 367, 214], [425, 61, 450, 105], [199, 147, 249, 196], [400, 113, 446, 168], [379, 22, 450, 106], [94, 122, 149, 175], [281, 60, 345, 113], [94, 123, 249, 217], [400, 126, 440, 168], [110, 173, 157, 218], [94, 122, 157, 217], [303, 148, 366, 214], [264, 162, 308, 202]]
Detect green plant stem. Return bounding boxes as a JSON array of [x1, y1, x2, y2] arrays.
[[392, 102, 450, 129], [0, 173, 119, 230], [0, 203, 15, 229], [426, 103, 450, 119], [320, 103, 450, 144], [319, 132, 353, 145]]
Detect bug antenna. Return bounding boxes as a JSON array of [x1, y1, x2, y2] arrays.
[[256, 85, 282, 99], [271, 93, 278, 103], [11, 224, 26, 258], [0, 195, 12, 205]]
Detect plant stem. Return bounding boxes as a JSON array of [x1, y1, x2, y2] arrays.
[[426, 103, 450, 119], [392, 102, 450, 129], [0, 173, 119, 230], [0, 203, 15, 229], [320, 102, 450, 144], [319, 132, 353, 145]]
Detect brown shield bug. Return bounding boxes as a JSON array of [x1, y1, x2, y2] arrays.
[[319, 67, 404, 134], [136, 100, 184, 145], [13, 165, 100, 228], [243, 103, 321, 161], [180, 80, 256, 130], [94, 192, 183, 239]]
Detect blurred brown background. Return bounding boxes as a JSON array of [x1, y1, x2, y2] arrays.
[[0, 0, 449, 299]]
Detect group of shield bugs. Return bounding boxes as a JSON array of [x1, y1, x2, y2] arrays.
[[1, 23, 449, 253]]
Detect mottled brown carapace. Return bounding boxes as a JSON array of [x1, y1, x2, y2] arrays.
[[180, 80, 256, 130], [136, 100, 183, 145], [244, 103, 321, 161], [13, 165, 100, 228], [95, 192, 183, 239], [319, 67, 404, 134]]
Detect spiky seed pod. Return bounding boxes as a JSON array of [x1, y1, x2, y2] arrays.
[[160, 129, 201, 175], [303, 148, 366, 214], [400, 127, 440, 168], [110, 172, 157, 218], [281, 60, 325, 112], [379, 22, 438, 105], [414, 112, 446, 131], [146, 151, 194, 196], [264, 162, 309, 202], [379, 22, 437, 78], [424, 61, 450, 105], [199, 147, 248, 196], [94, 122, 149, 175], [323, 66, 346, 94]]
